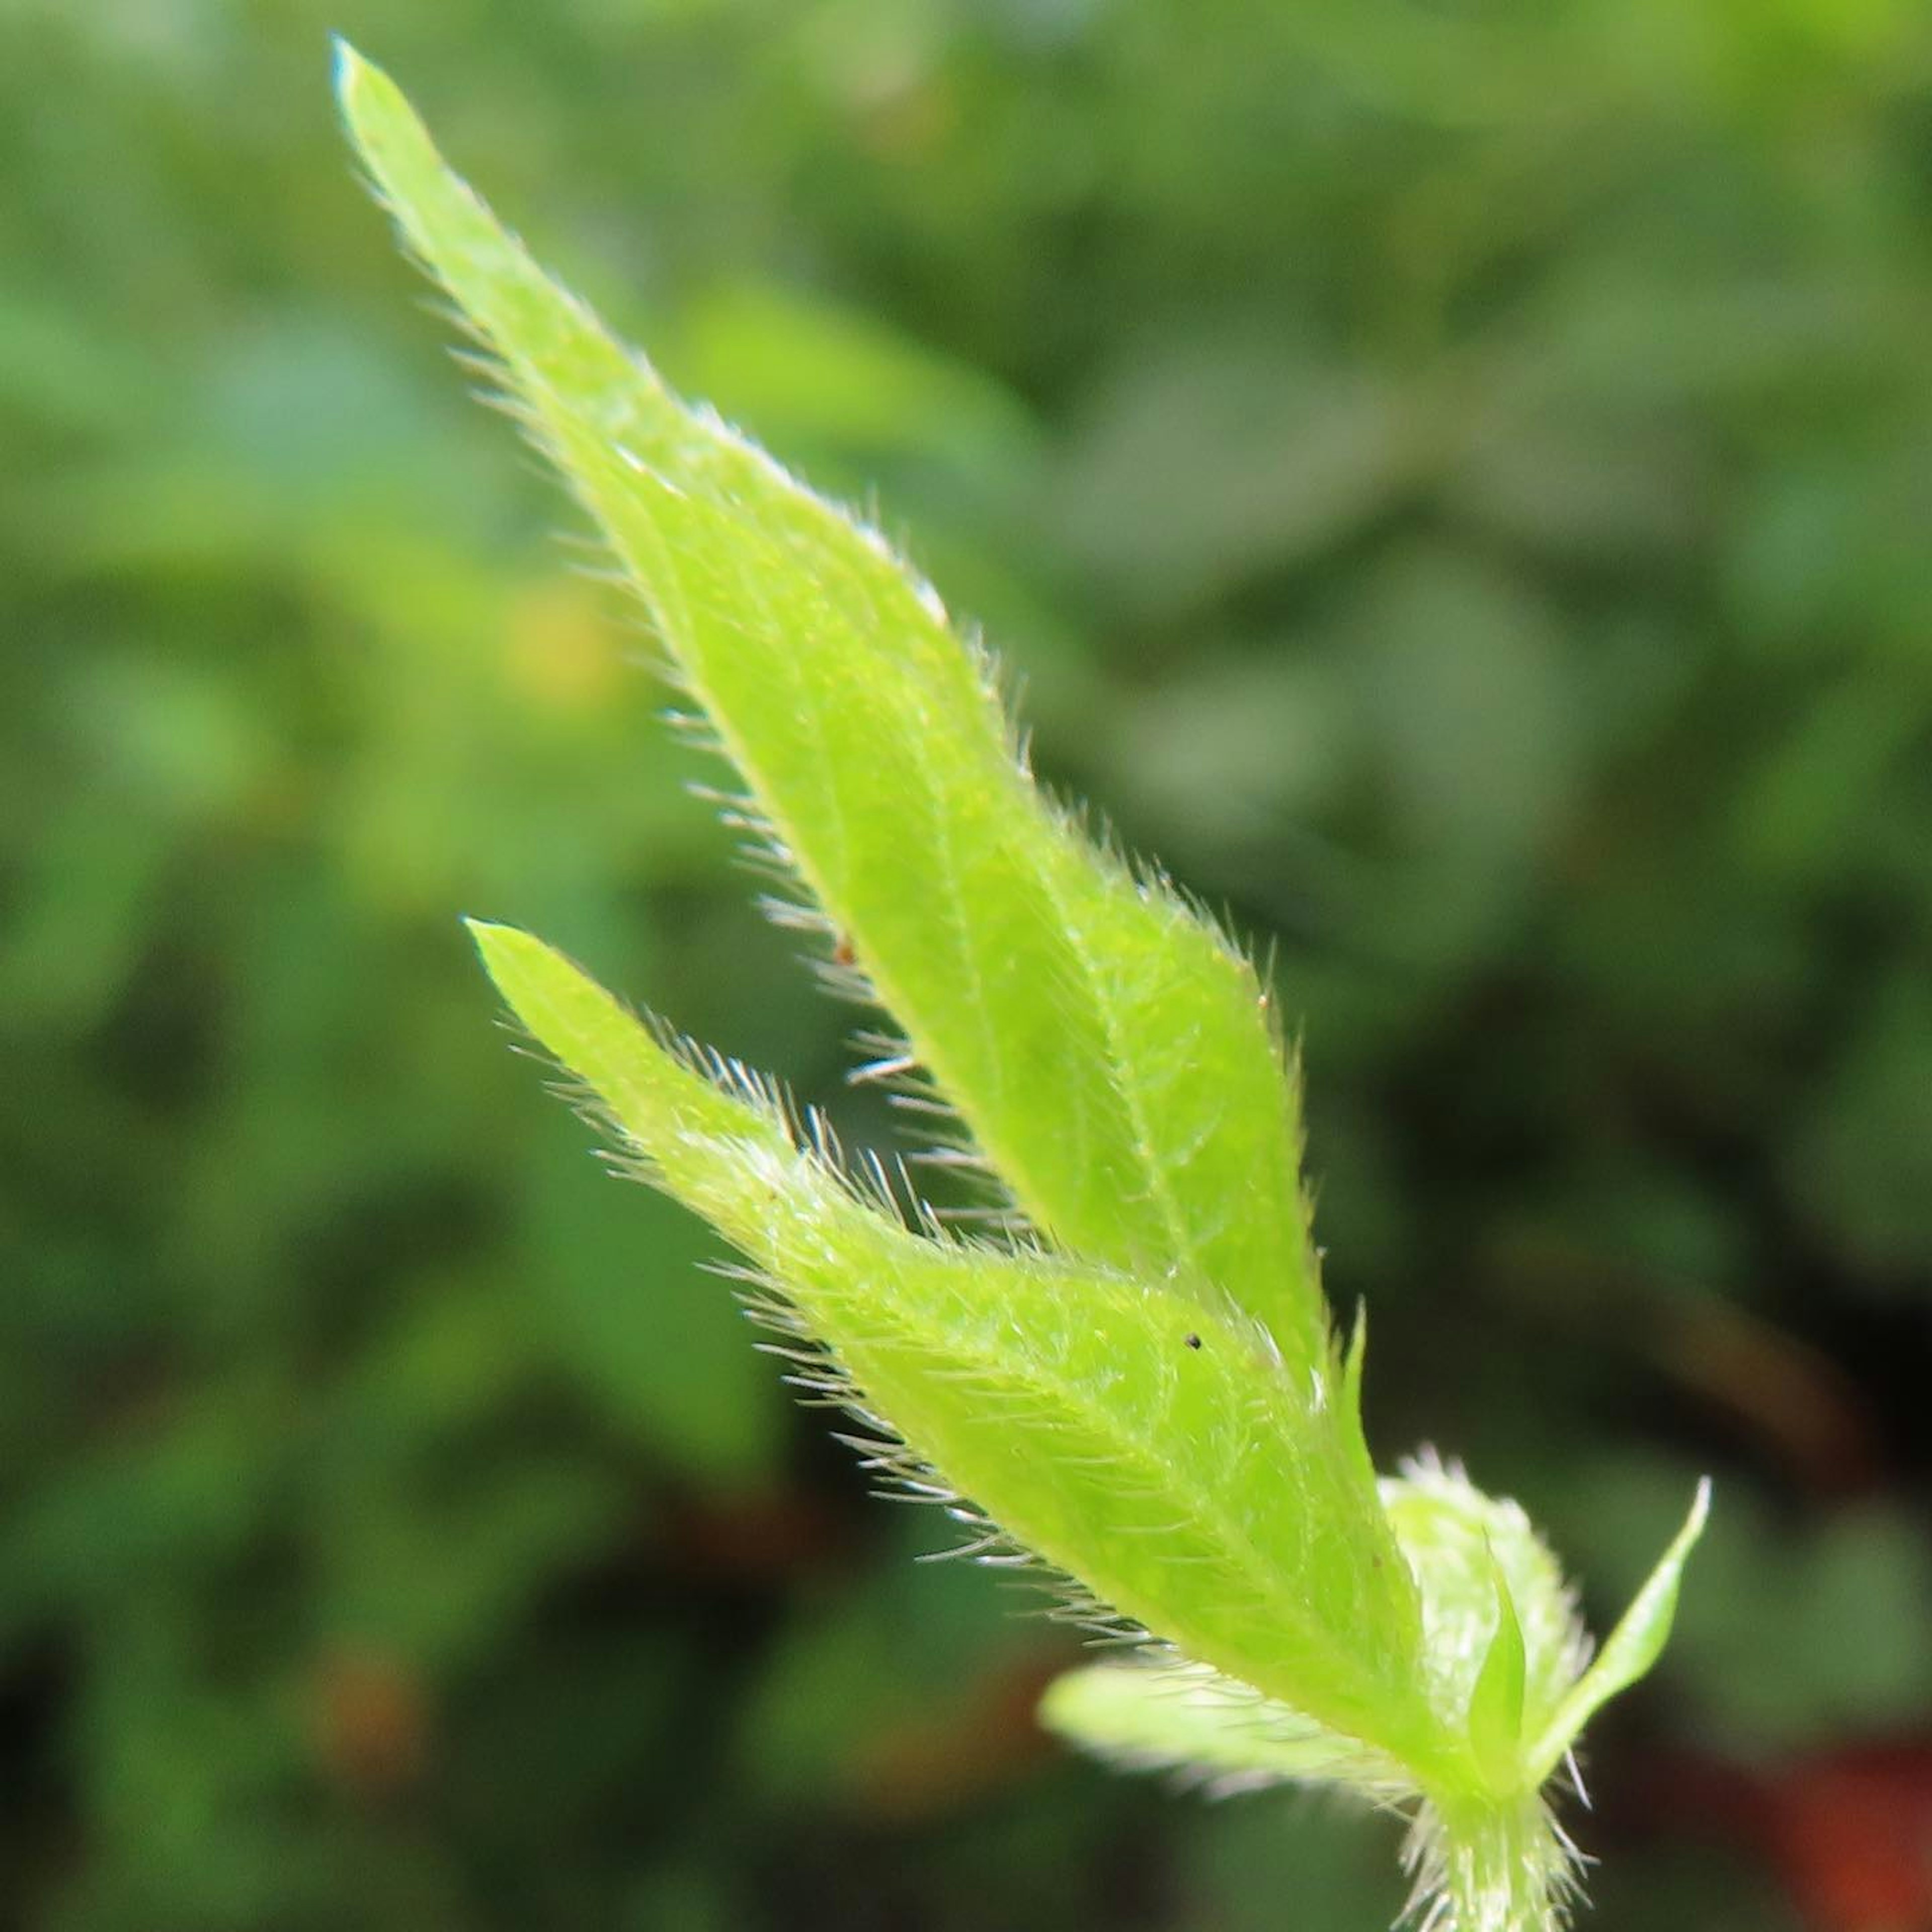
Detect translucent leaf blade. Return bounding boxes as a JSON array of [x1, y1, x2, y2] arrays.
[[337, 46, 1325, 1369], [1040, 1657, 1412, 1798]]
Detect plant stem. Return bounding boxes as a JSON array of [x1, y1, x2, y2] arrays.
[[1408, 1794, 1573, 1932]]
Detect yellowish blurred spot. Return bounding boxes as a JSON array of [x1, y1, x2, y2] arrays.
[[501, 578, 625, 714]]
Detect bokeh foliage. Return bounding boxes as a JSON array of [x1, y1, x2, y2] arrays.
[[5, 2, 1932, 1927]]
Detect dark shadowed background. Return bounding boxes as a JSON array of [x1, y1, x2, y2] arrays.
[[6, 2, 1932, 1927]]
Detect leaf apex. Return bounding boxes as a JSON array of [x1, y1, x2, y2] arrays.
[[464, 921, 569, 1031], [331, 37, 383, 119], [1688, 1471, 1714, 1536], [465, 914, 532, 962]]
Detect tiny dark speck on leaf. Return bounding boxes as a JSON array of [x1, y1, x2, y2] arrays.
[[1184, 1332, 1201, 1350]]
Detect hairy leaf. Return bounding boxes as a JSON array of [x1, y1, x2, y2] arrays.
[[1040, 1656, 1411, 1797], [336, 44, 1324, 1370], [469, 921, 1443, 1769]]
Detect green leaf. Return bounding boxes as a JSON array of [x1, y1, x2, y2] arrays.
[[334, 43, 1324, 1373], [1465, 1557, 1527, 1795], [1526, 1476, 1712, 1782], [1040, 1657, 1409, 1797], [467, 921, 1442, 1772]]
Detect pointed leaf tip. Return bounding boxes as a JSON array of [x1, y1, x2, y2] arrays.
[[465, 917, 527, 979], [331, 37, 377, 115], [463, 915, 517, 951], [465, 922, 581, 1043], [333, 40, 425, 173]]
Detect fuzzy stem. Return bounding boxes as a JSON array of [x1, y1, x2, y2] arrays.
[[1406, 1794, 1575, 1932]]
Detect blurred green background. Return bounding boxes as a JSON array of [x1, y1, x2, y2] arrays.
[[7, 1, 1932, 1926]]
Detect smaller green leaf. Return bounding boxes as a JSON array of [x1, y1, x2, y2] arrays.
[[1527, 1477, 1712, 1783], [1040, 1658, 1411, 1799], [1464, 1555, 1527, 1795]]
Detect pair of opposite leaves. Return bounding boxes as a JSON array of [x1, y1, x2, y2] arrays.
[[337, 46, 1707, 1932]]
